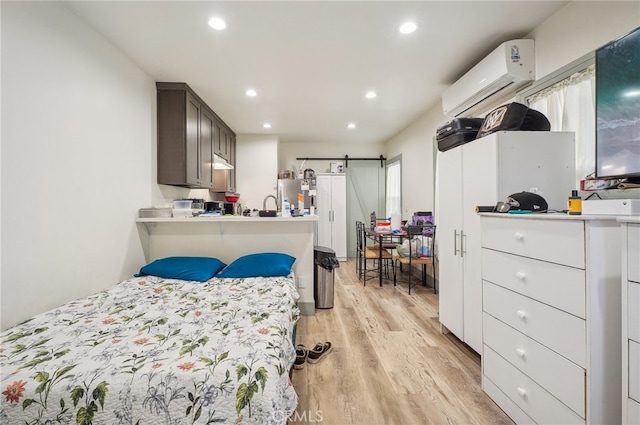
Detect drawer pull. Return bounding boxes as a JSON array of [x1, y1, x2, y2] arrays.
[[516, 271, 526, 281], [516, 387, 527, 398], [514, 232, 524, 241], [516, 310, 527, 320], [516, 347, 526, 358]]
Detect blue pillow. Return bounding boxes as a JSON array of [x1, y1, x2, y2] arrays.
[[216, 252, 296, 278], [135, 256, 227, 282]]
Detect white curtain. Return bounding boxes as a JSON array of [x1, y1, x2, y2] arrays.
[[385, 161, 401, 216], [528, 65, 595, 185]]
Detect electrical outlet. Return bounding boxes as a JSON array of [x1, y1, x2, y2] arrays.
[[297, 277, 308, 289]]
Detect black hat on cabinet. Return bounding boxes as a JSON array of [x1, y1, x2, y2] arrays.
[[477, 102, 551, 139], [506, 191, 548, 212]]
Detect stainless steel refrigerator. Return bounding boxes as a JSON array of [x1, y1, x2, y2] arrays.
[[277, 178, 317, 214]]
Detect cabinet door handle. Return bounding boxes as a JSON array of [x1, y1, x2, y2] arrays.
[[454, 230, 459, 256], [516, 271, 526, 281], [516, 310, 527, 320], [514, 232, 524, 241], [460, 230, 465, 258], [516, 387, 527, 398], [516, 348, 526, 358]]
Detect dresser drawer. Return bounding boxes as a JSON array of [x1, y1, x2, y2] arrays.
[[483, 281, 586, 367], [630, 282, 640, 343], [483, 346, 584, 425], [481, 216, 585, 269], [483, 313, 585, 417], [630, 340, 640, 403], [482, 248, 586, 318], [629, 224, 640, 283], [483, 377, 536, 424]]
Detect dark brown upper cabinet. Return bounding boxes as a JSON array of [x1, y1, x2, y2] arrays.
[[212, 133, 236, 193], [157, 82, 235, 189]]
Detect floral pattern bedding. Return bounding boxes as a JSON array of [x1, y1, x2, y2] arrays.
[[0, 274, 300, 424]]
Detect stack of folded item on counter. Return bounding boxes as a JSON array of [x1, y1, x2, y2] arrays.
[[374, 221, 392, 233], [172, 199, 193, 218]]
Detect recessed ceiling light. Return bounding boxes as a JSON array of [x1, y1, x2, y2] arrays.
[[263, 123, 272, 129], [365, 91, 377, 99], [208, 17, 227, 30], [347, 123, 356, 129], [399, 21, 417, 34], [245, 88, 257, 97]]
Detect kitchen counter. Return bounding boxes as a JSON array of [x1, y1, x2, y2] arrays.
[[135, 214, 318, 315], [136, 214, 318, 223]]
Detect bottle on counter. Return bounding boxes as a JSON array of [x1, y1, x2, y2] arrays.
[[282, 198, 290, 217], [568, 190, 582, 215]]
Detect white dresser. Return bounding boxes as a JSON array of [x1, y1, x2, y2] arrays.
[[621, 217, 640, 424], [480, 214, 621, 424]]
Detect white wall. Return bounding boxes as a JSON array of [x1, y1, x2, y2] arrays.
[[386, 108, 442, 219], [1, 2, 155, 329], [236, 134, 280, 210], [530, 1, 640, 80], [279, 141, 385, 177], [384, 0, 640, 221]]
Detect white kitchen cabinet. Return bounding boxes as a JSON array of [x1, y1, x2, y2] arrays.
[[480, 214, 622, 425], [436, 131, 575, 353], [621, 218, 640, 425], [316, 174, 347, 260]]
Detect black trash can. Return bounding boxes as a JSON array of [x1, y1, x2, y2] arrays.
[[314, 246, 340, 309]]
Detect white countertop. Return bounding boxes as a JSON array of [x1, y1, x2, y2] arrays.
[[478, 212, 622, 221], [617, 216, 640, 224], [136, 214, 319, 223], [479, 213, 632, 221]]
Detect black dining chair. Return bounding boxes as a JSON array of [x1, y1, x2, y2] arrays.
[[393, 224, 437, 294], [355, 221, 365, 278], [358, 221, 394, 284]]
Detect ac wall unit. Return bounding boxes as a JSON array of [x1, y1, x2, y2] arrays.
[[442, 39, 535, 118]]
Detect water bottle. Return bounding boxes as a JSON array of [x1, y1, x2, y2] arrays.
[[282, 198, 290, 217]]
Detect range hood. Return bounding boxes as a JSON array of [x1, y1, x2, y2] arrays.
[[213, 154, 234, 170]]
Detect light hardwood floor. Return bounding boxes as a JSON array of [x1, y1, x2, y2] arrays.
[[291, 259, 513, 425]]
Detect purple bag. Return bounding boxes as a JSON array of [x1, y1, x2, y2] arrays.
[[411, 212, 434, 235]]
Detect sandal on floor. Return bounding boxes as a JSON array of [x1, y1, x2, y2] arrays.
[[294, 344, 308, 370], [306, 342, 332, 364]]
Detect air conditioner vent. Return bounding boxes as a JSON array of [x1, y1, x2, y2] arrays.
[[442, 39, 535, 118]]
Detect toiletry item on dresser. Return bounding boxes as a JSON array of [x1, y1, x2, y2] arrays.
[[568, 190, 582, 215]]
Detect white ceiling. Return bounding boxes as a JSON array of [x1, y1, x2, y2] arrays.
[[64, 1, 569, 145]]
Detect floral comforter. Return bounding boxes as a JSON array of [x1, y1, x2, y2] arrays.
[[0, 275, 300, 424]]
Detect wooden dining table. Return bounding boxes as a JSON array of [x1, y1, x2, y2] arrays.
[[364, 227, 407, 287]]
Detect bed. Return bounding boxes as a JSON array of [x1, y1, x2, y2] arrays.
[[0, 254, 300, 424]]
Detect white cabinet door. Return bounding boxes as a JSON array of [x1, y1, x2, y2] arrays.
[[461, 136, 499, 353], [331, 175, 347, 260], [316, 175, 333, 250], [315, 174, 347, 259], [629, 224, 640, 283], [437, 148, 464, 338]]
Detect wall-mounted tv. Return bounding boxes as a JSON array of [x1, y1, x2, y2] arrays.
[[595, 26, 640, 179]]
